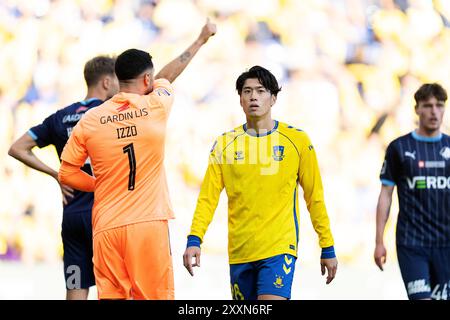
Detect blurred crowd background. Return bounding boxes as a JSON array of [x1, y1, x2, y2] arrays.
[[1, 0, 450, 297]]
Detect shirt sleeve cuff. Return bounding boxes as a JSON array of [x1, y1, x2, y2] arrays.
[[186, 235, 201, 248], [27, 130, 38, 141], [321, 246, 336, 259], [380, 179, 395, 186]]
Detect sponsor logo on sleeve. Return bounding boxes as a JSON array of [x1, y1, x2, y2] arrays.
[[155, 88, 171, 96]]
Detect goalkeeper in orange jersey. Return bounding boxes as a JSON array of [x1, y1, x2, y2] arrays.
[[59, 19, 216, 300]]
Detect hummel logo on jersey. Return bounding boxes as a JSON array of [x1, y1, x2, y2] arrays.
[[117, 101, 130, 112], [234, 151, 244, 160], [405, 151, 416, 160], [440, 147, 450, 160], [407, 176, 450, 189]]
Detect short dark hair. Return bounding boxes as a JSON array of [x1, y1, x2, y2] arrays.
[[414, 83, 447, 106], [236, 66, 281, 96], [83, 56, 116, 87], [115, 49, 153, 81]]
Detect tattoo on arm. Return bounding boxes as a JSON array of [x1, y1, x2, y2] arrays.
[[179, 51, 191, 63]]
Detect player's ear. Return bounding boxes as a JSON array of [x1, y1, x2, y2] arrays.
[[102, 76, 110, 90], [271, 95, 277, 107], [145, 73, 155, 92], [144, 73, 150, 87]]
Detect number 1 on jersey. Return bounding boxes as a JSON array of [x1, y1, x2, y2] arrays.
[[123, 143, 136, 190]]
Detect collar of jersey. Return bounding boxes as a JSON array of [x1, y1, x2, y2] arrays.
[[80, 98, 102, 106], [412, 130, 442, 142], [243, 120, 278, 137], [112, 92, 141, 101]]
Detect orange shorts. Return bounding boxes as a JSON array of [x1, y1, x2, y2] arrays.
[[92, 220, 174, 300]]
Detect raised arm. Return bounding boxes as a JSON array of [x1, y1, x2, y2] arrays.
[[374, 184, 394, 271], [155, 18, 216, 83]]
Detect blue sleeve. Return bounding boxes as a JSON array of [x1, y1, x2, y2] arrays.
[[321, 246, 336, 259], [28, 113, 55, 148], [380, 142, 399, 186], [186, 235, 201, 248]]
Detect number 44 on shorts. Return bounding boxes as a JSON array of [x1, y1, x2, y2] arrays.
[[431, 283, 449, 300]]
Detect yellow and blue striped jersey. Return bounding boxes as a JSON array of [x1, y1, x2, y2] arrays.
[[189, 120, 334, 264]]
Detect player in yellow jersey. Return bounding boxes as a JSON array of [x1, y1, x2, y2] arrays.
[[58, 19, 217, 300], [183, 66, 338, 300]]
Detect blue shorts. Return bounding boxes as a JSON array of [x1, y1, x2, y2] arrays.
[[397, 245, 450, 300], [229, 254, 296, 300], [61, 211, 95, 289]]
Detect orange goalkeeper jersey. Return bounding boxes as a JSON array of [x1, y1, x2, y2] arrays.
[[61, 79, 175, 235]]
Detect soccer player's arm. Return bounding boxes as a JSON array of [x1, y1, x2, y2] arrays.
[[298, 133, 337, 284], [154, 18, 216, 83], [183, 140, 224, 276], [374, 142, 397, 271], [8, 131, 56, 180], [298, 134, 335, 253], [188, 141, 224, 244], [58, 121, 95, 192], [8, 115, 74, 204]]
